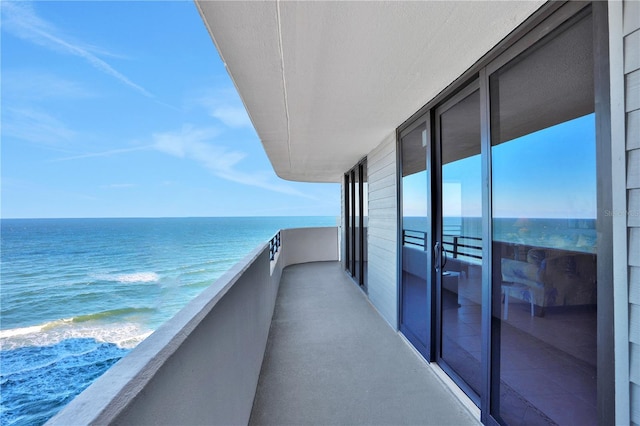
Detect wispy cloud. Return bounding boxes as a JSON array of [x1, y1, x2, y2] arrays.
[[2, 70, 97, 101], [192, 89, 252, 128], [100, 183, 136, 189], [1, 1, 153, 98], [50, 146, 153, 162], [3, 107, 76, 145], [1, 71, 92, 146], [152, 125, 312, 198], [210, 106, 252, 128]]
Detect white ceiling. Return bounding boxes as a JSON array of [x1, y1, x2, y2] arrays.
[[196, 1, 545, 183]]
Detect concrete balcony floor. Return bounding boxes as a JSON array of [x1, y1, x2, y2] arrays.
[[250, 261, 479, 425]]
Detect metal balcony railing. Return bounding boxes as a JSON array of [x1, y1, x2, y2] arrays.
[[269, 231, 281, 261]]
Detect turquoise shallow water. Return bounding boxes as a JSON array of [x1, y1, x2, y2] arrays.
[[0, 216, 335, 425]]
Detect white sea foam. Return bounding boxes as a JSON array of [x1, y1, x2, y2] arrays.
[[0, 319, 151, 350], [94, 271, 160, 283], [116, 272, 159, 283], [0, 324, 47, 339]]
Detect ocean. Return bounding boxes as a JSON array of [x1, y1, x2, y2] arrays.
[[0, 216, 335, 426]]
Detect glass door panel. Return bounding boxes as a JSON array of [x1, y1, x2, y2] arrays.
[[344, 174, 351, 272], [361, 162, 368, 289], [400, 121, 430, 357], [437, 88, 482, 401], [489, 12, 597, 425], [350, 170, 357, 276], [354, 168, 361, 283]]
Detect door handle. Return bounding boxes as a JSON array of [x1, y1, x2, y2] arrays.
[[442, 245, 448, 269], [434, 241, 448, 272]]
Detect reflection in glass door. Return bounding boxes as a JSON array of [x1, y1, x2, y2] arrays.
[[346, 161, 368, 289], [344, 173, 351, 273], [436, 87, 482, 402], [399, 121, 430, 357], [354, 168, 361, 282], [489, 11, 597, 425], [395, 4, 604, 424], [361, 161, 368, 289]]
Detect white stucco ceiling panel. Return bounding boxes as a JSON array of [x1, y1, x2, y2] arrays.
[[197, 1, 546, 183], [196, 1, 291, 173]]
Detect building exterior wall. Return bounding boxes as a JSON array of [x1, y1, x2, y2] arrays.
[[624, 0, 640, 424], [365, 132, 399, 329]]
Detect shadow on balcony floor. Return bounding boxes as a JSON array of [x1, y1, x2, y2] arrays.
[[250, 261, 478, 425]]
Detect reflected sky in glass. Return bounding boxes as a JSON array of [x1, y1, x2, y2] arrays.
[[403, 172, 428, 217], [492, 113, 596, 219], [443, 155, 481, 218], [402, 113, 596, 220]]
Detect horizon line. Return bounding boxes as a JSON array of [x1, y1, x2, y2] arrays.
[[0, 215, 339, 220]]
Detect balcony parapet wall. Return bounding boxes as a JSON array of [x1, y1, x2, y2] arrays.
[[47, 226, 339, 426]]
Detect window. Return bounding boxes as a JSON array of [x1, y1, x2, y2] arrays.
[[345, 160, 368, 289]]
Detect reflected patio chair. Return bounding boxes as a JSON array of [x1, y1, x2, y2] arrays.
[[500, 258, 539, 320]]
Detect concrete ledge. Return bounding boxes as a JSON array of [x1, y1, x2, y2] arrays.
[[281, 227, 339, 266]]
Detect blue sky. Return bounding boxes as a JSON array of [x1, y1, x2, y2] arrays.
[[1, 1, 340, 219]]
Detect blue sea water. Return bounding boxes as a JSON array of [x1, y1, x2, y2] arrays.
[[0, 216, 335, 425]]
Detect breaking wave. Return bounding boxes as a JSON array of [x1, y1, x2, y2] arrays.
[[0, 315, 153, 351], [94, 272, 160, 283]]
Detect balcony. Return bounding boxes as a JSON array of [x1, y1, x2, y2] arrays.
[[48, 227, 477, 425]]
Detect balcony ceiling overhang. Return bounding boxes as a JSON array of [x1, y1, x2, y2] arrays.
[[196, 1, 545, 183]]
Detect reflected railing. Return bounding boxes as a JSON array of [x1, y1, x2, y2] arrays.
[[402, 228, 482, 261], [442, 235, 482, 260], [402, 229, 427, 249]]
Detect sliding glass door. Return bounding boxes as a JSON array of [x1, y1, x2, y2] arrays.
[[399, 119, 431, 357], [488, 10, 597, 425], [354, 168, 361, 283], [397, 3, 605, 424], [344, 173, 351, 272], [345, 161, 368, 290], [361, 161, 368, 289], [435, 85, 483, 403]]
